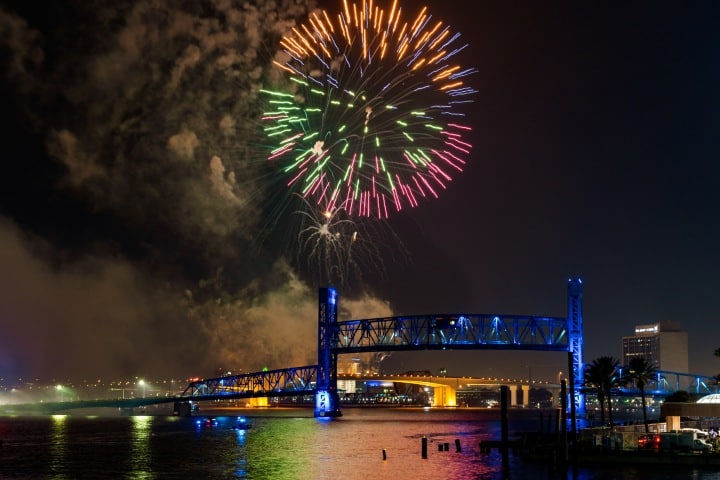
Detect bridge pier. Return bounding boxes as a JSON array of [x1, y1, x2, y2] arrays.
[[432, 386, 457, 407], [509, 385, 518, 407], [507, 385, 530, 407]]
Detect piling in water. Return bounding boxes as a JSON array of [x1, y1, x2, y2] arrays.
[[422, 436, 428, 459], [501, 385, 510, 468]]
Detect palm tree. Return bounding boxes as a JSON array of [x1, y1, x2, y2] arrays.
[[623, 356, 657, 434], [584, 356, 620, 427], [584, 361, 607, 426]]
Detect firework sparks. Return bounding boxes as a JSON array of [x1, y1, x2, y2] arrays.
[[262, 0, 477, 219], [297, 200, 365, 287], [291, 192, 404, 288]]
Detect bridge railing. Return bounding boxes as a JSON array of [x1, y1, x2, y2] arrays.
[[332, 314, 571, 353], [180, 365, 318, 399]]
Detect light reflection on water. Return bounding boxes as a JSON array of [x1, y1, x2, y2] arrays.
[[49, 414, 68, 479], [1, 409, 720, 479], [130, 415, 152, 479]]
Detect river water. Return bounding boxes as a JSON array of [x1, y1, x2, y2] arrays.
[[1, 407, 719, 479]]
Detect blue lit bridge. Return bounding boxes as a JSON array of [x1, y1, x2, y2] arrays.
[[181, 370, 564, 409], [5, 279, 715, 417], [179, 280, 586, 417], [176, 280, 715, 418], [176, 367, 716, 414]]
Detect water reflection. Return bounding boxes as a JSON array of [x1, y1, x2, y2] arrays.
[[236, 427, 248, 477], [49, 414, 68, 479], [4, 410, 720, 479], [130, 415, 153, 479], [246, 418, 314, 478]]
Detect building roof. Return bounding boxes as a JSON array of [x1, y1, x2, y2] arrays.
[[697, 394, 720, 404], [661, 401, 720, 418]]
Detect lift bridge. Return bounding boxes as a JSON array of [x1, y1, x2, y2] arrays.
[[7, 279, 712, 417], [179, 279, 588, 417], [176, 280, 717, 418]]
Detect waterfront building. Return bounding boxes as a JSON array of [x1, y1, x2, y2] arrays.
[[337, 357, 361, 395], [620, 321, 688, 373]]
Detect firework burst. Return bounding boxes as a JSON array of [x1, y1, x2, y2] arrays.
[[262, 0, 476, 219], [293, 194, 397, 288]]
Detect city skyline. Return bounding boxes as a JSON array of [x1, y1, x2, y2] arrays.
[[1, 0, 718, 382]]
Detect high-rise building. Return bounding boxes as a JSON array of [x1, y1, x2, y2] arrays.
[[620, 321, 688, 373]]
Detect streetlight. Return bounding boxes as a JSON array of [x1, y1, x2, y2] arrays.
[[138, 379, 146, 398], [110, 386, 126, 399], [56, 385, 64, 402]]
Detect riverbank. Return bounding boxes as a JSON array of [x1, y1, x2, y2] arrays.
[[571, 448, 720, 466], [514, 422, 720, 468]]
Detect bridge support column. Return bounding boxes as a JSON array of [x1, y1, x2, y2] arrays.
[[315, 287, 342, 418], [509, 385, 518, 407], [432, 386, 457, 407], [521, 384, 530, 408]]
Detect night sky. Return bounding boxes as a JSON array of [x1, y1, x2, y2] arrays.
[[1, 0, 718, 384]]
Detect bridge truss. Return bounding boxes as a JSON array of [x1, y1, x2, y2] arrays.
[[332, 314, 570, 352], [623, 370, 718, 396], [180, 365, 318, 400], [179, 281, 585, 418]]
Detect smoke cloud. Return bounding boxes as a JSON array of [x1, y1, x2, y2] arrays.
[[0, 0, 393, 382]]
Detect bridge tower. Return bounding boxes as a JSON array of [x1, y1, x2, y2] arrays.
[[567, 278, 585, 415], [315, 287, 342, 417]]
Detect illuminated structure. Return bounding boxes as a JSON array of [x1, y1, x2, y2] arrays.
[[176, 277, 587, 419], [621, 321, 688, 373], [29, 280, 594, 417], [567, 278, 584, 416], [315, 279, 585, 417], [336, 357, 361, 397], [316, 287, 342, 417], [13, 279, 718, 417]]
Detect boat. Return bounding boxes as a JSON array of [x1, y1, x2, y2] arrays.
[[194, 416, 251, 430], [232, 416, 251, 430]]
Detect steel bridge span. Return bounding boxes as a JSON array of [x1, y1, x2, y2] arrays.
[[180, 370, 561, 409], [176, 280, 716, 418], [3, 369, 712, 416], [178, 279, 586, 417], [176, 367, 717, 414]]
